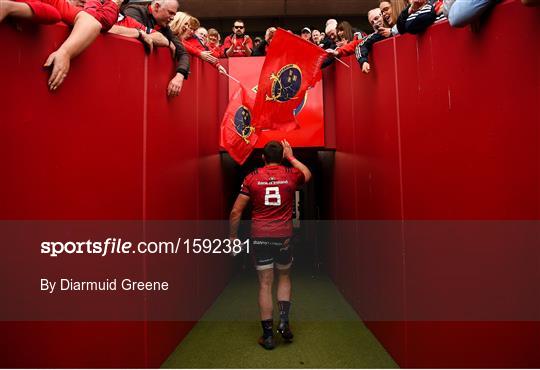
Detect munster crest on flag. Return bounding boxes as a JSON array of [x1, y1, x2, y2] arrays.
[[220, 84, 258, 165], [253, 28, 327, 132]]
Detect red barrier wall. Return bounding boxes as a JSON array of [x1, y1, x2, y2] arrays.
[[0, 22, 232, 368], [324, 0, 540, 367], [2, 1, 539, 366]]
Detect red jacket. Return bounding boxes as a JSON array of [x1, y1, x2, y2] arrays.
[[207, 42, 223, 58], [182, 36, 223, 69], [183, 36, 205, 56], [337, 38, 365, 58]]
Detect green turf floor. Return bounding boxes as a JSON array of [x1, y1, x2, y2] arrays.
[[162, 268, 398, 368]]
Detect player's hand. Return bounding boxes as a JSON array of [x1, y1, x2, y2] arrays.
[[281, 139, 294, 160], [362, 62, 371, 74], [167, 73, 184, 97]]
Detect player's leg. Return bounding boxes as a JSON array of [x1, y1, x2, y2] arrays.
[[276, 268, 294, 342], [257, 268, 275, 349], [275, 238, 294, 342], [0, 0, 60, 24], [253, 238, 276, 350]]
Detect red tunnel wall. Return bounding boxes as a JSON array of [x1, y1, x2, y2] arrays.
[[1, 1, 539, 367], [0, 23, 232, 368], [324, 0, 540, 367]]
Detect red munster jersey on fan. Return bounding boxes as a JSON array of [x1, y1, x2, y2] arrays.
[[222, 35, 253, 57], [240, 165, 305, 238]]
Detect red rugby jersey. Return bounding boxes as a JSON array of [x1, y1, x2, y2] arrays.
[[222, 35, 253, 57], [240, 165, 305, 237]]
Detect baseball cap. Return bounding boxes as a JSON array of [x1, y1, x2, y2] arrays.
[[301, 27, 311, 34]]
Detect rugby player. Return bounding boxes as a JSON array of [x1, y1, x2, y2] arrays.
[[229, 140, 312, 350]]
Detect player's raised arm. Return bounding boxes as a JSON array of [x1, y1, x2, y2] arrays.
[[281, 139, 312, 183]]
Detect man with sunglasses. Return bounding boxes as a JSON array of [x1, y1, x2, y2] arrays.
[[222, 19, 253, 57]]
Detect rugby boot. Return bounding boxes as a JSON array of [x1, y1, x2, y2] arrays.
[[277, 321, 294, 342], [258, 335, 276, 350]]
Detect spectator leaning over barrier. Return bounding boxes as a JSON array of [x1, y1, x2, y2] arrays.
[[0, 0, 122, 90], [123, 0, 189, 97], [195, 26, 208, 44], [252, 26, 276, 56], [320, 19, 338, 49], [336, 21, 354, 47], [396, 0, 444, 34], [318, 31, 326, 45], [355, 8, 391, 74], [207, 28, 223, 58], [169, 11, 193, 38], [109, 13, 169, 53], [222, 19, 253, 57], [311, 29, 321, 44], [181, 20, 227, 74], [326, 8, 390, 74], [300, 27, 312, 41], [443, 0, 496, 27], [320, 19, 344, 67], [378, 0, 408, 36]]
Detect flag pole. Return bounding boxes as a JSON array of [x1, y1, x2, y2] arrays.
[[223, 72, 241, 84], [335, 57, 351, 69]]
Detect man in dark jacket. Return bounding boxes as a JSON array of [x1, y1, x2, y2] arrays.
[[355, 8, 389, 74], [326, 8, 389, 73], [396, 0, 442, 34], [124, 0, 189, 97], [252, 26, 276, 56]]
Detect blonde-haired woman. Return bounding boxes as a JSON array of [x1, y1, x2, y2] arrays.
[[171, 12, 225, 73], [170, 11, 198, 39]]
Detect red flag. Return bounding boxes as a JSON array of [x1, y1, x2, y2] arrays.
[[220, 84, 259, 165], [252, 28, 327, 132]]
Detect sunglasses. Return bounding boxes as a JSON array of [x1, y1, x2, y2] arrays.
[[234, 26, 244, 29]]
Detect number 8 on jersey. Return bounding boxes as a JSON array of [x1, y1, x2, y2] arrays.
[[265, 187, 281, 206]]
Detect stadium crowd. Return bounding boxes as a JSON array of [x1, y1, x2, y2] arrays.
[[0, 0, 538, 94]]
